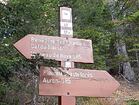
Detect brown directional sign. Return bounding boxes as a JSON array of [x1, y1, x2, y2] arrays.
[[39, 67, 120, 97], [14, 34, 93, 63]]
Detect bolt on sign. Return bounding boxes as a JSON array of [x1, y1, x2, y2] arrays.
[[39, 67, 120, 97], [60, 7, 73, 37], [14, 34, 93, 63]]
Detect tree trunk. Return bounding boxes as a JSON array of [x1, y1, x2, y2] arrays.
[[123, 62, 134, 81], [109, 0, 135, 81], [117, 42, 135, 81], [136, 51, 139, 67]]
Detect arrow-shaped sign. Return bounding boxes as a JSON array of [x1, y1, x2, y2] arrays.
[[39, 67, 120, 97], [14, 34, 93, 63]]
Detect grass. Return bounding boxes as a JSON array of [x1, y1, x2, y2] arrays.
[[127, 99, 139, 105]]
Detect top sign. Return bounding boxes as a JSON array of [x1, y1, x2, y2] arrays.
[[61, 9, 71, 20], [60, 7, 72, 22], [60, 7, 73, 37], [14, 34, 93, 63]]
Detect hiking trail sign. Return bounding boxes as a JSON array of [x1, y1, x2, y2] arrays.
[[14, 34, 93, 63], [39, 67, 120, 97], [14, 6, 120, 105]]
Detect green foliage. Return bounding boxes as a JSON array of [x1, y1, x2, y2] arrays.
[[73, 0, 106, 29], [77, 97, 103, 105], [0, 0, 60, 78], [126, 11, 139, 24], [0, 83, 8, 96], [0, 1, 60, 104], [108, 54, 129, 69], [75, 27, 111, 69], [31, 53, 59, 67], [127, 99, 139, 105], [0, 83, 19, 105]]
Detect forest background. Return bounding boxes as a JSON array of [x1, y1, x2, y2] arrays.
[[0, 0, 139, 105]]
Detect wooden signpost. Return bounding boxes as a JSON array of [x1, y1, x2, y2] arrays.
[[59, 6, 76, 105], [14, 6, 120, 105]]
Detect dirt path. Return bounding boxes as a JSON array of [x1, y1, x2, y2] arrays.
[[116, 80, 139, 100], [101, 79, 139, 105]]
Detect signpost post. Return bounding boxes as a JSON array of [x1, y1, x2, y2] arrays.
[[14, 6, 120, 105], [59, 6, 75, 105]]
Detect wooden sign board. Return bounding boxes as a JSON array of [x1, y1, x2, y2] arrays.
[[39, 67, 120, 97], [14, 34, 93, 63]]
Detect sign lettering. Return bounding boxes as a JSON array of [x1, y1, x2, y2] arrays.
[[39, 67, 120, 97], [14, 34, 93, 63]]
